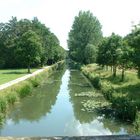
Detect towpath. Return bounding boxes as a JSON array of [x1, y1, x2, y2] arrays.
[[0, 66, 50, 91]]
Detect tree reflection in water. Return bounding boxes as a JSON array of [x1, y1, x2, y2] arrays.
[[68, 70, 133, 134], [7, 69, 65, 123]]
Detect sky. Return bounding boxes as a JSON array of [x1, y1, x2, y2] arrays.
[[0, 0, 140, 49]]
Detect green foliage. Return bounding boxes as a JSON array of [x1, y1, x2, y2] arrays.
[[97, 33, 122, 77], [101, 82, 114, 101], [0, 17, 65, 69], [127, 25, 140, 78], [82, 67, 101, 89], [111, 96, 137, 121], [0, 96, 7, 113], [89, 74, 101, 89], [133, 112, 140, 134], [68, 59, 82, 69], [18, 83, 33, 98], [0, 62, 63, 123], [6, 92, 18, 105], [17, 30, 42, 73], [84, 44, 97, 64], [30, 77, 41, 87], [82, 64, 139, 122], [68, 11, 102, 64]]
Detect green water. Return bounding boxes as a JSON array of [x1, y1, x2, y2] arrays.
[[0, 69, 132, 136]]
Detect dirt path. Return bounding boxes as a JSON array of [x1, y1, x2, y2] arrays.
[[0, 66, 50, 91]]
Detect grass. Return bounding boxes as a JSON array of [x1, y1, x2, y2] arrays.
[[82, 64, 140, 123], [0, 68, 38, 85], [82, 64, 140, 102]]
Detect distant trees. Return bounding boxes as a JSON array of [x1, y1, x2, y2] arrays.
[[97, 33, 133, 80], [68, 11, 102, 64], [127, 25, 140, 78], [97, 33, 122, 77], [68, 10, 140, 80], [97, 26, 140, 80], [0, 17, 66, 70]]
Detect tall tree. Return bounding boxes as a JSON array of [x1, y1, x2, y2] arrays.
[[97, 34, 122, 77], [84, 44, 97, 64], [106, 33, 122, 77], [128, 25, 140, 78], [119, 40, 133, 81], [68, 11, 102, 64], [17, 30, 42, 73]]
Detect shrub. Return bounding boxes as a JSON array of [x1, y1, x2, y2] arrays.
[[112, 96, 137, 121], [90, 75, 101, 89], [6, 92, 18, 105], [30, 77, 41, 87], [133, 112, 140, 134], [0, 96, 7, 113], [101, 82, 114, 101], [18, 83, 33, 98]]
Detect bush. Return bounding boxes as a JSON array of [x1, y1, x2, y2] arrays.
[[18, 83, 33, 98], [101, 82, 114, 101], [133, 112, 140, 134], [30, 77, 41, 87], [6, 92, 18, 105], [112, 96, 137, 121], [90, 75, 101, 89], [0, 96, 7, 113], [82, 69, 101, 89]]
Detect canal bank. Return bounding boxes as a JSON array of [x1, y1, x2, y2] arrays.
[[0, 61, 65, 124]]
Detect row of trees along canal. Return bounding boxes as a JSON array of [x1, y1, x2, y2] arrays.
[[0, 17, 66, 73], [68, 10, 140, 125], [68, 11, 140, 81]]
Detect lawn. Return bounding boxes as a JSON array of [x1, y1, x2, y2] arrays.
[[0, 68, 38, 85]]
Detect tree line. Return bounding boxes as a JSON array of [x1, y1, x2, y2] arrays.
[[68, 11, 140, 81], [0, 17, 65, 72]]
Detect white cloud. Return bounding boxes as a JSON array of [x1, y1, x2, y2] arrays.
[[0, 0, 140, 49]]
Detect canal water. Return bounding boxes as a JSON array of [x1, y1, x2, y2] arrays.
[[0, 69, 132, 136]]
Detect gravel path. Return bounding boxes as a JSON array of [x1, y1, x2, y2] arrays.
[[0, 66, 50, 91]]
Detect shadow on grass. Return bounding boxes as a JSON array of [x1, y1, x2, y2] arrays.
[[101, 73, 132, 85], [114, 83, 140, 109], [101, 75, 123, 85], [115, 83, 140, 97], [2, 71, 28, 75]]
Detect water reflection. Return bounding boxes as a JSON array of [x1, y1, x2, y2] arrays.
[[7, 70, 65, 123], [68, 70, 133, 134], [0, 69, 133, 136]]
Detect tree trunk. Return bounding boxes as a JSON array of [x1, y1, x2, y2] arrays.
[[111, 66, 113, 73], [28, 64, 31, 73], [113, 65, 117, 77], [138, 67, 140, 79], [121, 67, 125, 82], [106, 65, 108, 71]]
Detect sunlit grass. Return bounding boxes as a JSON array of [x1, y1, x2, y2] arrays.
[[0, 68, 38, 85], [83, 64, 140, 101]]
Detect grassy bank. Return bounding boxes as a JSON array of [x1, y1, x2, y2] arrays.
[[0, 68, 38, 85], [0, 61, 64, 124], [82, 64, 140, 133]]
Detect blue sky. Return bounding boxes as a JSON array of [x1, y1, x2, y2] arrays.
[[0, 0, 140, 49]]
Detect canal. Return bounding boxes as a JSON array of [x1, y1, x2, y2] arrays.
[[0, 69, 132, 136]]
